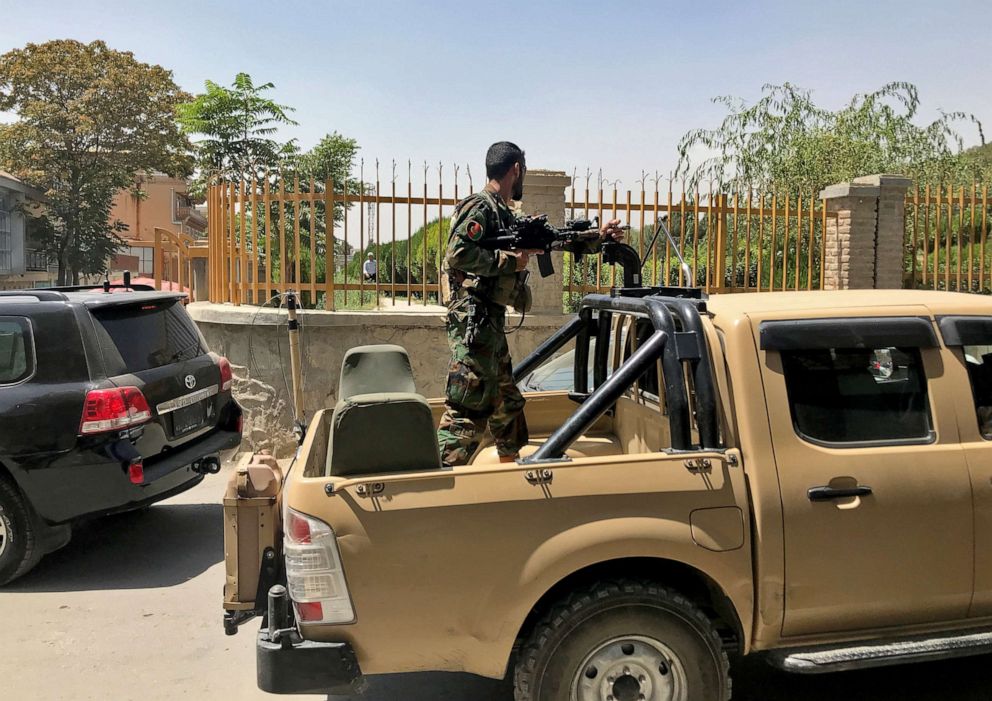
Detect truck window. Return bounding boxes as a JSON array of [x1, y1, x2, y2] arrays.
[[618, 316, 662, 404], [781, 346, 932, 444], [963, 345, 992, 438]]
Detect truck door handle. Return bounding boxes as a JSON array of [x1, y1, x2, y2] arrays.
[[807, 485, 873, 502]]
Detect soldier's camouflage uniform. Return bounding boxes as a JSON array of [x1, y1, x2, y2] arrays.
[[436, 189, 529, 466]]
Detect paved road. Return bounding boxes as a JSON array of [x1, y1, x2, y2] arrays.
[[3, 461, 991, 700]]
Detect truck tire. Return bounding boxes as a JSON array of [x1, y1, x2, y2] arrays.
[[514, 580, 731, 701], [0, 476, 41, 585]]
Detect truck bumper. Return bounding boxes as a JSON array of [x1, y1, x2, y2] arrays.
[[257, 629, 364, 695]]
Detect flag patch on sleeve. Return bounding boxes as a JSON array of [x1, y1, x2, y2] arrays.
[[466, 221, 484, 241]]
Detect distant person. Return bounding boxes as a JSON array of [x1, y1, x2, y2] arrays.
[[363, 253, 377, 282]]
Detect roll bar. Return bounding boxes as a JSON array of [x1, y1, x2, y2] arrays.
[[511, 290, 722, 460]]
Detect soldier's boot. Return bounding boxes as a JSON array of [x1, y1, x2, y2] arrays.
[[499, 454, 519, 464]]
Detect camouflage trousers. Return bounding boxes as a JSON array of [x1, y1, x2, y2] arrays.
[[437, 302, 528, 466]]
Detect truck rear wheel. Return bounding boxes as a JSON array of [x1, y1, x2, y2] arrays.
[[0, 476, 41, 585], [514, 580, 730, 701]]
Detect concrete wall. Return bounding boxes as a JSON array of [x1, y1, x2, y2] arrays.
[[189, 302, 569, 456]]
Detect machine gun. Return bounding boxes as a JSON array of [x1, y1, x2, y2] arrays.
[[477, 215, 604, 278], [477, 213, 692, 295]]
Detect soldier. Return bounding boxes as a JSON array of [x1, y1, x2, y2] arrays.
[[437, 142, 624, 466]]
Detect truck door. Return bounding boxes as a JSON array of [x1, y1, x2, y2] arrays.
[[755, 313, 973, 637], [934, 315, 992, 618]]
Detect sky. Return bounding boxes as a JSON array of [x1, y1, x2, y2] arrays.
[[1, 0, 989, 189]]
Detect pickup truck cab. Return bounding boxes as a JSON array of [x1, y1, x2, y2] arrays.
[[224, 287, 992, 701]]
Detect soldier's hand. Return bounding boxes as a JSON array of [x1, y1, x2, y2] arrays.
[[601, 218, 625, 242], [510, 250, 543, 271]]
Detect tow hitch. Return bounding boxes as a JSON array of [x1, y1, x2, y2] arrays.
[[192, 456, 222, 475]]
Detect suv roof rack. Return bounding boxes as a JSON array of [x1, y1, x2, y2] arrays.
[[0, 290, 68, 302], [45, 283, 157, 293]]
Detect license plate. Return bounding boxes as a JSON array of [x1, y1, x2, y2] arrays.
[[172, 401, 207, 436]]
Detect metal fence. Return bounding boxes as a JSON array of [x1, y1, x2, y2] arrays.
[[565, 182, 834, 306], [205, 171, 473, 309], [202, 170, 838, 310], [905, 182, 991, 292]]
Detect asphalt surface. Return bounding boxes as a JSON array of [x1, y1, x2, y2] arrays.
[[3, 460, 991, 700]]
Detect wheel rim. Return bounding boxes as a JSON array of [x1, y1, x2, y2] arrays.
[[0, 514, 8, 559], [571, 635, 688, 701]]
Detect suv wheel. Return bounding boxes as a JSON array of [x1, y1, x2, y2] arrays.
[[514, 580, 730, 701], [0, 476, 41, 585]]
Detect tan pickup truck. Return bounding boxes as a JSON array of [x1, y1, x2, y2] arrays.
[[223, 287, 992, 701]]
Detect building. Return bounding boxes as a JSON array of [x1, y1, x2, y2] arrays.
[[0, 171, 54, 290], [108, 173, 206, 278]]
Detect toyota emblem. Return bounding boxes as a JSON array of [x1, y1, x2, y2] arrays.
[[184, 374, 197, 390]]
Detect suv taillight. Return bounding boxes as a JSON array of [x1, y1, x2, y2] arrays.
[[216, 355, 233, 392], [284, 508, 355, 625], [80, 387, 152, 435]]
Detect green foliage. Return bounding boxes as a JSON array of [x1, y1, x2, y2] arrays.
[[345, 216, 449, 287], [0, 39, 192, 284], [293, 133, 360, 218], [177, 72, 297, 191], [180, 74, 363, 280], [677, 82, 989, 192]]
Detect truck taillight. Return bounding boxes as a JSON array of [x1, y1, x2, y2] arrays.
[[80, 387, 152, 435], [216, 355, 233, 392], [284, 509, 355, 625]]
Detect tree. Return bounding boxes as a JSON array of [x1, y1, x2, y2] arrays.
[[255, 133, 363, 282], [676, 82, 989, 192], [295, 132, 360, 224], [0, 40, 192, 284], [177, 72, 298, 190]]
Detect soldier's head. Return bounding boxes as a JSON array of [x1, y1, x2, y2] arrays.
[[486, 141, 526, 201]]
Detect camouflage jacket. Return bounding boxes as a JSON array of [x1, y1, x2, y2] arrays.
[[443, 188, 605, 309], [443, 189, 521, 308]]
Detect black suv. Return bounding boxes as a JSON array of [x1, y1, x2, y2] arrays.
[[0, 286, 242, 584]]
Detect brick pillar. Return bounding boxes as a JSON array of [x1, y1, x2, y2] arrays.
[[860, 174, 913, 289], [819, 174, 912, 290], [519, 169, 571, 315]]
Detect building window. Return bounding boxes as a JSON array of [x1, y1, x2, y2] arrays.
[[781, 346, 933, 445], [0, 203, 11, 275], [126, 246, 154, 275]]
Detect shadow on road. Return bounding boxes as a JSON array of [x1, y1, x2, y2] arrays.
[[6, 502, 223, 592], [328, 672, 513, 701], [324, 653, 992, 701], [731, 653, 992, 701]]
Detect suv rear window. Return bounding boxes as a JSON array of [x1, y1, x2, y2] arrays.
[[92, 301, 205, 373], [0, 316, 33, 384]]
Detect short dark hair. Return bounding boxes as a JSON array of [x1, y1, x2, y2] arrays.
[[486, 142, 525, 180]]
